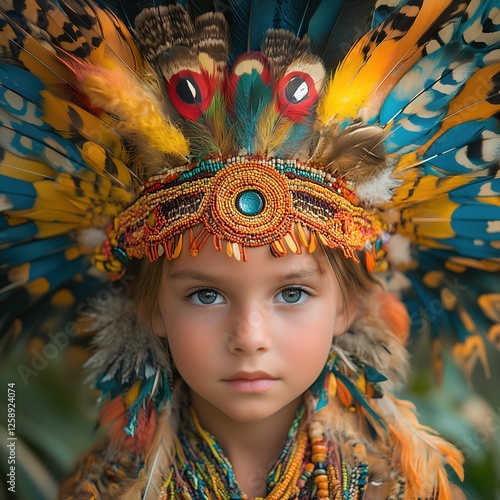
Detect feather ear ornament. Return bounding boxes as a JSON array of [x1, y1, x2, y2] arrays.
[[83, 295, 174, 452]]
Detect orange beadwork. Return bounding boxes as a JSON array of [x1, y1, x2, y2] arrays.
[[98, 155, 383, 271]]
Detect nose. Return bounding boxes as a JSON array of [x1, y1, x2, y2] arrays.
[[225, 301, 271, 354]]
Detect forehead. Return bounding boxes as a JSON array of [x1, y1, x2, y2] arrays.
[[166, 239, 327, 279]]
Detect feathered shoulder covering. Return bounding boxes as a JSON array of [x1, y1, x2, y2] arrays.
[[58, 438, 141, 500]]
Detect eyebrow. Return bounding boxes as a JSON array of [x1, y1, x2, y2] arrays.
[[278, 268, 325, 280], [168, 270, 224, 282], [168, 268, 325, 282]]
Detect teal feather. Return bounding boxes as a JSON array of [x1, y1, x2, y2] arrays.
[[402, 250, 499, 379], [311, 351, 386, 423], [450, 176, 500, 200], [308, 0, 375, 70], [274, 0, 322, 36], [275, 121, 312, 157], [404, 270, 452, 340], [0, 256, 89, 339], [233, 70, 273, 152], [309, 362, 330, 410], [226, 0, 278, 61], [450, 204, 500, 241], [335, 372, 385, 427], [437, 235, 499, 260], [185, 0, 218, 18], [0, 273, 103, 356], [0, 64, 48, 128], [0, 250, 83, 298], [0, 254, 87, 299], [0, 175, 37, 207], [0, 220, 40, 245]]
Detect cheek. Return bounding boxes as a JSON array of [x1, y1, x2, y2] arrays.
[[162, 312, 221, 382], [278, 312, 335, 373]]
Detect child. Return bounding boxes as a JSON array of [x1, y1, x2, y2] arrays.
[[60, 233, 464, 499], [0, 0, 498, 498]]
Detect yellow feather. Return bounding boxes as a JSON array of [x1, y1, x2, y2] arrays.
[[444, 63, 500, 128], [0, 23, 69, 86], [256, 104, 294, 155], [488, 324, 500, 348], [392, 174, 468, 205], [79, 67, 189, 160], [317, 0, 463, 125], [0, 152, 55, 182], [73, 2, 143, 72], [41, 91, 125, 156]]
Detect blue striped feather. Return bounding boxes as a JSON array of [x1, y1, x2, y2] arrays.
[[402, 249, 499, 377], [0, 175, 37, 203], [458, 0, 500, 67], [0, 64, 48, 128], [422, 118, 500, 176], [0, 110, 88, 173], [0, 256, 89, 333], [275, 121, 312, 157], [449, 177, 500, 200], [402, 270, 455, 362], [0, 64, 43, 102], [449, 204, 500, 241], [0, 250, 84, 299], [435, 236, 499, 260], [0, 220, 39, 245], [370, 0, 406, 29], [0, 272, 103, 351], [380, 44, 477, 153]]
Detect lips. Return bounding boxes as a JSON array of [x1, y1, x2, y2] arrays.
[[224, 371, 277, 381], [222, 371, 279, 393]]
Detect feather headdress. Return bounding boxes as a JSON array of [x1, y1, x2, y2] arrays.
[[1, 0, 499, 498]]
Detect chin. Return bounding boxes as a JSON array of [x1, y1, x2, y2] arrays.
[[221, 402, 284, 423]]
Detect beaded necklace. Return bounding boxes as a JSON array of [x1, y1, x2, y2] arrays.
[[159, 405, 369, 499]]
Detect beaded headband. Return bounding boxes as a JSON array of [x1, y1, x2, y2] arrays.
[[96, 155, 383, 273]]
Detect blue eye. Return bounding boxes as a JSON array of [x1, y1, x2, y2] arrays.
[[190, 289, 224, 305], [276, 288, 309, 304]]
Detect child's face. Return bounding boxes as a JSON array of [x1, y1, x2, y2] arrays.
[[155, 239, 349, 424]]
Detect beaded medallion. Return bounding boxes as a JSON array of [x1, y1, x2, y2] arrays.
[[98, 155, 383, 272]]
